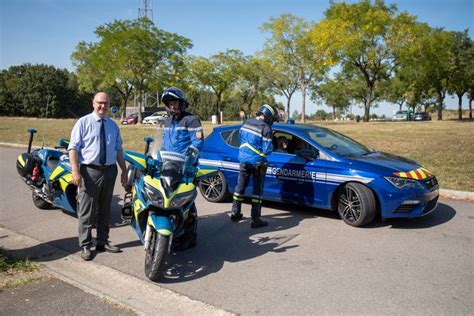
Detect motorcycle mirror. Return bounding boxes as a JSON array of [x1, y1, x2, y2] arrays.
[[27, 128, 37, 154], [143, 137, 154, 155]]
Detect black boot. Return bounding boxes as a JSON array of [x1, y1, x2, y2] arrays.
[[230, 212, 243, 222], [230, 199, 243, 222], [251, 218, 268, 229]]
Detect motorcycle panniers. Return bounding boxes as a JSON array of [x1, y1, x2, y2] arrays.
[[16, 153, 41, 178]]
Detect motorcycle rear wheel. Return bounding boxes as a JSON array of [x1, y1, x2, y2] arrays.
[[144, 230, 169, 281]]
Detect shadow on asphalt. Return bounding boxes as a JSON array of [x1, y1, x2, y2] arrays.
[[3, 236, 78, 263], [372, 202, 456, 229], [157, 201, 456, 283], [159, 202, 322, 284]]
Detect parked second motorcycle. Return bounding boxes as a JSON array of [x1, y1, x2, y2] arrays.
[[121, 137, 217, 281], [16, 129, 77, 215]]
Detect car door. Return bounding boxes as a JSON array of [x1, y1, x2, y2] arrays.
[[266, 130, 326, 207]]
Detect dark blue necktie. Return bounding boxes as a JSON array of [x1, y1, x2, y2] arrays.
[[99, 119, 106, 165]]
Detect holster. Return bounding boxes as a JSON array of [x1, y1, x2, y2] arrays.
[[255, 162, 268, 177]]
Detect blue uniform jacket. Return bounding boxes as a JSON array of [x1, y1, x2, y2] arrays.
[[162, 112, 204, 155], [238, 118, 273, 164]]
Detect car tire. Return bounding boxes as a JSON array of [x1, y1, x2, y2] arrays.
[[337, 182, 376, 227], [198, 170, 231, 202]]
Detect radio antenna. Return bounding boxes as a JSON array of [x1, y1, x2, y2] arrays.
[[42, 92, 51, 148]]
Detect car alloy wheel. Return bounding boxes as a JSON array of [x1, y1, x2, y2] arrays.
[[198, 171, 230, 202], [337, 182, 376, 227], [339, 186, 362, 223]]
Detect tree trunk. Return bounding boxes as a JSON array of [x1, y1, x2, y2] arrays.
[[436, 92, 443, 120], [300, 77, 306, 123], [457, 93, 463, 120], [216, 93, 222, 124], [332, 106, 336, 120], [286, 97, 292, 121], [469, 96, 472, 119], [364, 86, 373, 122]]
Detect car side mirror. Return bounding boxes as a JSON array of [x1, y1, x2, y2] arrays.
[[296, 148, 319, 161]]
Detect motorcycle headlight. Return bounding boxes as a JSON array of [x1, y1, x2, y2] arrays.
[[144, 182, 164, 207], [170, 191, 197, 209], [384, 176, 423, 190]]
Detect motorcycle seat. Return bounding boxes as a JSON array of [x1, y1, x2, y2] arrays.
[[46, 157, 60, 170]]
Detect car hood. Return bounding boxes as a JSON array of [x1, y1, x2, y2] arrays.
[[346, 151, 421, 175]]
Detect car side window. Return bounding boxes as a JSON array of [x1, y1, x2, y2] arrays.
[[272, 131, 310, 155], [221, 130, 240, 148]]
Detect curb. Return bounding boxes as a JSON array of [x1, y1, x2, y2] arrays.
[[439, 189, 474, 201], [1, 143, 473, 202], [0, 227, 234, 316]]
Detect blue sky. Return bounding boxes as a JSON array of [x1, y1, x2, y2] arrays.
[[1, 0, 473, 116]]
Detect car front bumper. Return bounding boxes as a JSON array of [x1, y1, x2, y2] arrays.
[[373, 177, 439, 218]]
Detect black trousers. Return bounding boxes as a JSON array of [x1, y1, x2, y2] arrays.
[[231, 162, 267, 220], [77, 164, 117, 247]]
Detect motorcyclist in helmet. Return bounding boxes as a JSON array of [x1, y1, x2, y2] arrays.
[[230, 104, 279, 228], [160, 87, 204, 249]]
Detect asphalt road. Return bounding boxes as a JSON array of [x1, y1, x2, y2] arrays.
[[1, 146, 472, 315], [1, 277, 135, 315]]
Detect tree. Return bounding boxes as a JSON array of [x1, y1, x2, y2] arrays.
[[262, 14, 331, 123], [468, 67, 474, 120], [0, 64, 90, 118], [447, 31, 473, 120], [234, 56, 272, 116], [313, 74, 351, 120], [189, 49, 243, 124], [397, 24, 456, 120], [71, 18, 192, 120], [314, 0, 417, 121], [385, 75, 407, 111], [256, 57, 299, 119]]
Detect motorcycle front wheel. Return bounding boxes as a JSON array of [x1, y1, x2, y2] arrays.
[[144, 229, 169, 281]]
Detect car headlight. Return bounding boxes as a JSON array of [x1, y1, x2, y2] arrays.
[[170, 191, 197, 209], [144, 183, 164, 207], [384, 176, 423, 189]]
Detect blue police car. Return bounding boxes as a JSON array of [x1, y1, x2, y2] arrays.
[[198, 123, 439, 227]]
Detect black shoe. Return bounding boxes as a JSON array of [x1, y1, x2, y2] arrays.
[[96, 243, 121, 253], [81, 246, 92, 261], [230, 212, 243, 222], [251, 219, 268, 229]]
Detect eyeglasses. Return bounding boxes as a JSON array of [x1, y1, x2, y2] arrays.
[[95, 101, 109, 106]]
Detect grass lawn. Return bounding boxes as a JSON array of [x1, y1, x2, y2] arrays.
[[1, 117, 472, 192], [0, 248, 44, 289]]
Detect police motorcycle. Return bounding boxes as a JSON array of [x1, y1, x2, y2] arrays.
[[16, 128, 77, 214], [121, 137, 217, 281]]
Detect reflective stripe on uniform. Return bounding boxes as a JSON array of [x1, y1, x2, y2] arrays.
[[233, 194, 244, 201], [240, 143, 266, 157], [241, 126, 263, 138]]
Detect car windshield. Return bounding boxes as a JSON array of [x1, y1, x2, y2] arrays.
[[303, 127, 372, 157]]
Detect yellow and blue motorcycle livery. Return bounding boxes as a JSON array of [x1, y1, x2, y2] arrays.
[[16, 128, 77, 214], [121, 137, 218, 281]]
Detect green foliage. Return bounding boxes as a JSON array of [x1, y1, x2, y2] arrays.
[[396, 24, 457, 120], [447, 31, 473, 119], [188, 49, 243, 121], [0, 64, 91, 118], [255, 57, 299, 118], [313, 0, 417, 122], [312, 73, 352, 119], [71, 18, 192, 118], [262, 14, 332, 122]]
